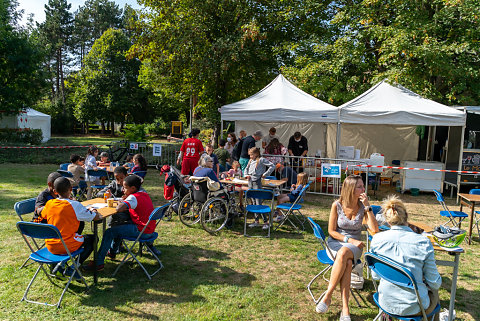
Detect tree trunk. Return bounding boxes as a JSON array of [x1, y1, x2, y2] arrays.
[[86, 121, 89, 134], [59, 47, 65, 106], [101, 122, 105, 135], [111, 121, 115, 136]]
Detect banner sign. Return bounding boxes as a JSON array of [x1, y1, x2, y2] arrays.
[[322, 163, 341, 178]]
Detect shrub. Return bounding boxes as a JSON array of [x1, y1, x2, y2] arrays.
[[199, 128, 214, 146], [146, 118, 169, 137], [122, 124, 151, 142], [0, 128, 43, 145]]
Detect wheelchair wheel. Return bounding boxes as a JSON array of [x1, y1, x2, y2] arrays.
[[163, 205, 174, 221], [200, 197, 229, 234], [178, 194, 202, 226]]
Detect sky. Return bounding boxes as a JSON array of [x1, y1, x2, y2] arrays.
[[16, 0, 143, 25]]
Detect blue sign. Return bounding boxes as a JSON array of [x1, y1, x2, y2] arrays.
[[321, 163, 341, 178]]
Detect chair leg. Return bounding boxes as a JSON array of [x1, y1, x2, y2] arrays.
[[306, 265, 332, 303], [350, 288, 362, 307]]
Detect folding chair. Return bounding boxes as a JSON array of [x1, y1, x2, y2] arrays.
[[16, 222, 89, 308], [469, 189, 480, 238], [112, 204, 168, 280], [132, 170, 147, 179], [274, 183, 310, 232], [244, 189, 275, 238], [365, 252, 440, 321], [86, 169, 108, 198], [433, 189, 468, 228], [306, 218, 363, 308], [59, 163, 70, 171], [15, 198, 39, 269]]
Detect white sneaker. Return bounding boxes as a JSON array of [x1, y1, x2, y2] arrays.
[[274, 215, 285, 222], [248, 222, 261, 228], [262, 224, 270, 230]]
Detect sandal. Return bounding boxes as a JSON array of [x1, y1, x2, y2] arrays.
[[339, 313, 351, 321]]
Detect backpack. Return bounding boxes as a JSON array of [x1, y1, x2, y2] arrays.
[[231, 138, 244, 161]]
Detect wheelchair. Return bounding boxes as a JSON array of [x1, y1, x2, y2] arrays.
[[178, 176, 241, 234]]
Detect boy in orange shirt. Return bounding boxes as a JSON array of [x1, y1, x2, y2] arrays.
[[43, 177, 102, 278]]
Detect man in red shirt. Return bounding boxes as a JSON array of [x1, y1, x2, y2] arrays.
[[85, 175, 160, 271], [177, 128, 204, 175]]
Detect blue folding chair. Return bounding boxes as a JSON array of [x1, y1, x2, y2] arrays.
[[264, 176, 277, 180], [244, 189, 275, 238], [306, 217, 363, 308], [433, 189, 468, 228], [15, 198, 39, 269], [16, 222, 89, 308], [365, 252, 441, 321], [112, 204, 168, 280], [274, 183, 310, 232], [86, 169, 108, 198], [59, 163, 70, 171], [468, 189, 480, 238], [131, 170, 147, 179]]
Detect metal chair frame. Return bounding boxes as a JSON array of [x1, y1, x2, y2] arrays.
[[365, 252, 440, 321], [433, 189, 467, 228], [306, 218, 363, 308], [244, 189, 275, 238], [16, 222, 89, 308], [86, 169, 109, 197], [15, 198, 42, 269], [112, 205, 168, 280], [274, 183, 310, 233]]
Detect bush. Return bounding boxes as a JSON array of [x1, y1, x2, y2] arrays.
[[199, 128, 214, 146], [145, 118, 170, 137], [0, 128, 43, 145], [122, 124, 151, 142]]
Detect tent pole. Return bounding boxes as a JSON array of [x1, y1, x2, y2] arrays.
[[220, 119, 224, 139], [457, 123, 466, 203], [426, 126, 432, 161], [335, 108, 342, 158]]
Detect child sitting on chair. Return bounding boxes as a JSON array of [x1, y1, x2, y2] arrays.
[[275, 173, 308, 222], [67, 154, 85, 188], [42, 177, 101, 278], [97, 152, 110, 167], [85, 175, 160, 271], [33, 172, 62, 223]]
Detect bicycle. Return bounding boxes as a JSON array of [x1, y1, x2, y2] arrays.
[[105, 140, 132, 163]]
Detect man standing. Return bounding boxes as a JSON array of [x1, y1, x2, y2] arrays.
[[177, 128, 204, 175], [262, 127, 279, 150], [239, 130, 263, 174], [288, 131, 308, 173]]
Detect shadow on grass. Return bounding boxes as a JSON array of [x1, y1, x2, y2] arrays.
[[80, 244, 256, 319]]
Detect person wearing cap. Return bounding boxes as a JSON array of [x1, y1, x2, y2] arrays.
[[262, 127, 279, 150], [32, 171, 63, 223], [97, 152, 110, 167], [275, 163, 297, 188], [288, 131, 308, 173], [177, 128, 204, 176], [239, 130, 263, 174]]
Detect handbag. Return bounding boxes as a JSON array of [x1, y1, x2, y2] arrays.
[[350, 261, 364, 289]]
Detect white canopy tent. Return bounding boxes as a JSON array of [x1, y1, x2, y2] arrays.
[[330, 80, 466, 166], [220, 74, 339, 156], [18, 108, 51, 143]]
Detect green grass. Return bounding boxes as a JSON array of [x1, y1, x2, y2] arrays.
[[0, 164, 479, 320]]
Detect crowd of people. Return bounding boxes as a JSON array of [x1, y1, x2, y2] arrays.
[[28, 129, 445, 321]]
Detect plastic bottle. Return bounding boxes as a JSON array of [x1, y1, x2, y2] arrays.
[[104, 190, 111, 203]]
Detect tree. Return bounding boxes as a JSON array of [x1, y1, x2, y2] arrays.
[[72, 0, 122, 67], [282, 0, 480, 106], [71, 28, 151, 134], [130, 0, 284, 138], [0, 0, 44, 117]]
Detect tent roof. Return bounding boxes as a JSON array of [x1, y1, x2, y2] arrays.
[[220, 74, 338, 123], [339, 80, 466, 126], [24, 108, 50, 118]]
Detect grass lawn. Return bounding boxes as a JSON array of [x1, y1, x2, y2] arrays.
[[0, 164, 479, 320]]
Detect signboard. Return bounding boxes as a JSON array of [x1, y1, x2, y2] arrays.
[[153, 144, 162, 157], [461, 149, 480, 182], [171, 121, 183, 136], [321, 163, 341, 178], [129, 143, 138, 150]]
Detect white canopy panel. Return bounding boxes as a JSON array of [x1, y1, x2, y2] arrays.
[[339, 80, 466, 126], [18, 108, 51, 142], [220, 74, 339, 123]]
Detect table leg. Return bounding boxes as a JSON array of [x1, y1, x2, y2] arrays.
[[93, 221, 98, 284], [468, 202, 475, 244], [448, 253, 460, 321]]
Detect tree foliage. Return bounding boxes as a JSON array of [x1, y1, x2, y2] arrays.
[[0, 0, 44, 117], [71, 28, 151, 130], [282, 0, 480, 106]]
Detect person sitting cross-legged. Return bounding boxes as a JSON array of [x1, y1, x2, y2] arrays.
[[42, 177, 102, 279], [85, 175, 161, 271]]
